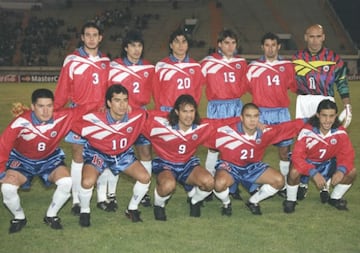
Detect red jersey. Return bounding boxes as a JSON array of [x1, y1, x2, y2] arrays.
[[72, 110, 146, 155], [206, 119, 304, 167], [54, 48, 110, 109], [142, 111, 213, 163], [152, 56, 204, 110], [246, 58, 297, 107], [200, 53, 248, 101], [292, 124, 354, 176], [108, 58, 154, 109], [0, 108, 87, 172]]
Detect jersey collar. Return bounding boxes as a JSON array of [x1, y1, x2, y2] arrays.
[[123, 57, 143, 66], [31, 112, 54, 125], [106, 110, 128, 124], [169, 53, 190, 63], [78, 46, 102, 57], [236, 122, 263, 138]]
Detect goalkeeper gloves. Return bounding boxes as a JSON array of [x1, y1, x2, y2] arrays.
[[338, 104, 352, 128]]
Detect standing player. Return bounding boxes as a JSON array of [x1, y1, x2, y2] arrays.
[[0, 89, 94, 233], [292, 24, 352, 199], [206, 103, 304, 216], [54, 21, 110, 215], [72, 85, 150, 227], [283, 99, 356, 213], [152, 28, 204, 112], [104, 30, 155, 209], [142, 95, 214, 221], [245, 32, 297, 196], [200, 29, 248, 200]]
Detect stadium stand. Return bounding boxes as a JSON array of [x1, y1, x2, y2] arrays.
[[0, 0, 358, 71]]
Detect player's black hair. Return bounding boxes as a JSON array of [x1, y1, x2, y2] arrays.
[[168, 94, 200, 126], [31, 88, 54, 104], [261, 32, 281, 45], [81, 21, 103, 35], [217, 29, 238, 44], [168, 28, 189, 54], [241, 103, 260, 116], [105, 84, 129, 109], [121, 30, 145, 59], [308, 99, 341, 128]]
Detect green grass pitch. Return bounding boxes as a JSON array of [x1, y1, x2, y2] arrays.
[[0, 82, 359, 253]]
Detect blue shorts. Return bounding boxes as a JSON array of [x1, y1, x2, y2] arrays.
[[134, 134, 151, 146], [207, 99, 243, 119], [299, 158, 336, 184], [6, 148, 66, 189], [216, 160, 269, 193], [259, 107, 293, 147], [83, 143, 137, 175], [152, 157, 201, 192], [65, 102, 87, 145], [64, 131, 87, 145]]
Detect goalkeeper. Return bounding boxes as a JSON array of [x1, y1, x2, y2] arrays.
[[292, 24, 352, 200]]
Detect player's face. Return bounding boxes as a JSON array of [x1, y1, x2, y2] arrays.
[[107, 92, 128, 121], [304, 27, 325, 54], [176, 103, 195, 131], [218, 37, 237, 58], [262, 39, 280, 61], [317, 108, 337, 134], [241, 107, 260, 134], [31, 98, 54, 122], [81, 27, 103, 55], [170, 35, 188, 60], [125, 42, 143, 63]]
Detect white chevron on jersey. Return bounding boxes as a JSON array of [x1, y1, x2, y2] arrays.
[[109, 62, 148, 81], [150, 116, 209, 142], [203, 57, 240, 73], [246, 62, 278, 81], [11, 115, 68, 141], [81, 113, 143, 140], [156, 62, 200, 81], [297, 128, 347, 149], [66, 55, 106, 78], [150, 116, 186, 141], [216, 125, 254, 150]]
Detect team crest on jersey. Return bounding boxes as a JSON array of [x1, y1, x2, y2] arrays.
[[101, 63, 107, 69], [279, 66, 285, 72], [323, 65, 330, 72], [189, 68, 195, 75], [50, 131, 57, 138], [330, 138, 337, 145], [192, 134, 198, 140], [144, 71, 149, 78], [256, 138, 261, 144], [235, 64, 241, 69], [127, 126, 133, 133]]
